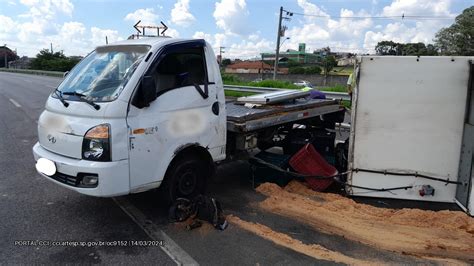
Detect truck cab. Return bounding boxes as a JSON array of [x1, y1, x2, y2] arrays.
[[33, 37, 227, 201]]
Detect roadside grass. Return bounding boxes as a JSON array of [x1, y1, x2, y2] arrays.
[[224, 90, 257, 98], [0, 68, 64, 77], [222, 74, 348, 92], [341, 100, 351, 109], [223, 77, 302, 90], [316, 85, 347, 92], [329, 66, 353, 76]]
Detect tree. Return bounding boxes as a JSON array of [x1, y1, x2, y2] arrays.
[[321, 55, 336, 74], [375, 41, 439, 56], [221, 58, 231, 67], [288, 66, 305, 74], [287, 61, 302, 68], [321, 55, 337, 85], [375, 41, 399, 55], [30, 49, 80, 71], [434, 6, 474, 56], [304, 66, 322, 74]]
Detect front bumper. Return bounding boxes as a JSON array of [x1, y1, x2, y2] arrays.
[[32, 142, 130, 197]]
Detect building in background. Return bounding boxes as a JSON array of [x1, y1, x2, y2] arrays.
[[261, 43, 321, 65], [336, 57, 356, 67], [225, 61, 273, 74], [9, 56, 32, 69], [0, 45, 19, 68]]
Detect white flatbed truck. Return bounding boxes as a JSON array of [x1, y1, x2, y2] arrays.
[[33, 36, 344, 201]]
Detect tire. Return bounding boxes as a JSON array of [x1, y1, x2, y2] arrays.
[[161, 155, 208, 204]]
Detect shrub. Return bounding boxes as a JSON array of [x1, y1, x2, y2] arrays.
[[221, 73, 241, 84], [288, 67, 306, 74], [304, 66, 322, 74]]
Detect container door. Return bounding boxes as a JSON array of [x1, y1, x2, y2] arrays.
[[455, 61, 473, 214]]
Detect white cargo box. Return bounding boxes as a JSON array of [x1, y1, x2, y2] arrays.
[[348, 56, 473, 215]]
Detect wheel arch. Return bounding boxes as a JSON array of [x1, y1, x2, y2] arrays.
[[168, 143, 216, 180]]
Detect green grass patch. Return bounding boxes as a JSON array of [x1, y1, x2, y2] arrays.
[[0, 68, 64, 77], [222, 73, 302, 90], [318, 85, 347, 93], [224, 90, 257, 98], [341, 100, 351, 109], [330, 66, 353, 76]]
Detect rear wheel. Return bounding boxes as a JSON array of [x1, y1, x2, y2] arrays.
[[161, 155, 208, 204]]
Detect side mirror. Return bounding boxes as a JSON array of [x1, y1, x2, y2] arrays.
[[63, 71, 69, 78], [138, 75, 157, 108]]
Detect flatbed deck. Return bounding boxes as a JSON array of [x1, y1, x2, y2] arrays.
[[225, 98, 343, 133]]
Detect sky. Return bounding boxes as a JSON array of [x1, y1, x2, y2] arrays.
[[0, 0, 472, 58]]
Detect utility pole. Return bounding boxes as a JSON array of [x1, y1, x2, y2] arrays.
[[106, 36, 108, 44], [273, 6, 283, 80], [50, 43, 53, 53], [4, 44, 7, 69], [219, 46, 225, 67]]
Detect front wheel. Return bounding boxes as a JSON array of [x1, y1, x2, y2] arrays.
[[161, 155, 207, 204]]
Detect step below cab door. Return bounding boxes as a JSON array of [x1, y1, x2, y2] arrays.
[[126, 40, 226, 192]]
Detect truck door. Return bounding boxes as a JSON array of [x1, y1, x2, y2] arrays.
[[126, 40, 224, 192], [455, 61, 474, 215]]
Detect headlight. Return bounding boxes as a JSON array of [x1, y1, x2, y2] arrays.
[[82, 124, 111, 161]]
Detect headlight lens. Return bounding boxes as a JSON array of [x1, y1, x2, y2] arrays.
[[82, 124, 111, 161]]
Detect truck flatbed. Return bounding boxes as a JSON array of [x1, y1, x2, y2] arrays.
[[226, 98, 343, 133]]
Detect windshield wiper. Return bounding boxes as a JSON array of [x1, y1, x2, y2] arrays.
[[54, 89, 69, 107], [62, 92, 101, 110]]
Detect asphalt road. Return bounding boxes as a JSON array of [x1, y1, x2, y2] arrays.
[[0, 71, 459, 265]]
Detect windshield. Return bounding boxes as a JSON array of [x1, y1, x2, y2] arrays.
[[56, 45, 150, 102]]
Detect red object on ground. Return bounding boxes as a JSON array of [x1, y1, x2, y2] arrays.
[[289, 143, 338, 191]]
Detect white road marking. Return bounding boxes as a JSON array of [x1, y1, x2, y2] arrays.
[[9, 98, 21, 108], [113, 197, 198, 266]]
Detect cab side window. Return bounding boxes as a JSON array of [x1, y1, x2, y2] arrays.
[[154, 47, 206, 93]]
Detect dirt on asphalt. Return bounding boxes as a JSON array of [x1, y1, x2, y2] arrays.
[[227, 215, 376, 265], [253, 181, 474, 262]]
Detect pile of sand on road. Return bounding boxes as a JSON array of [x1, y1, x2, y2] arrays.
[[256, 181, 474, 262]]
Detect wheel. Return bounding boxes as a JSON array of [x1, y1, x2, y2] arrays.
[[161, 155, 208, 204]]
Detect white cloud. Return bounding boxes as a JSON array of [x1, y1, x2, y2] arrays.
[[0, 15, 17, 34], [278, 0, 455, 54], [382, 0, 453, 17], [362, 0, 455, 52], [297, 0, 329, 22], [363, 20, 447, 51], [282, 0, 372, 53], [213, 0, 250, 35], [193, 31, 212, 40], [193, 31, 271, 59], [171, 0, 195, 27], [213, 33, 227, 48], [192, 31, 226, 49], [124, 8, 158, 25], [165, 28, 180, 38], [61, 22, 86, 39], [90, 27, 122, 46], [227, 37, 273, 59], [19, 0, 74, 19]]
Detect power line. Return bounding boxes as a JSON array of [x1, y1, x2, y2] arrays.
[[287, 11, 455, 20]]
